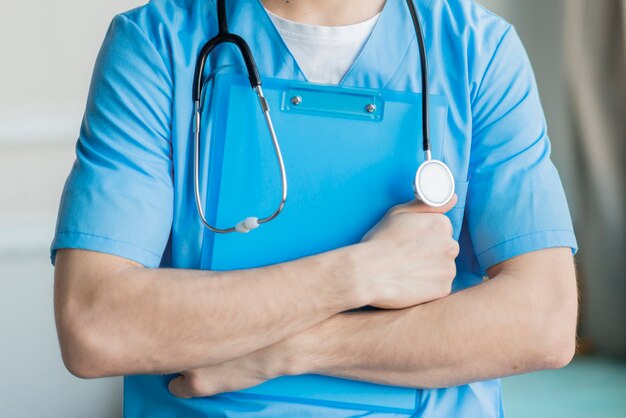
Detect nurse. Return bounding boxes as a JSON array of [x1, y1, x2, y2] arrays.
[[51, 0, 578, 416]]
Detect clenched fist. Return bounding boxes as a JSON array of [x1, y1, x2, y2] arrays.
[[353, 195, 459, 309]]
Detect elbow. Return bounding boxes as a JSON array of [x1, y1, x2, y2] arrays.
[[513, 317, 575, 373], [58, 337, 101, 379], [499, 248, 579, 373], [530, 301, 578, 371], [56, 300, 127, 379], [529, 256, 578, 371], [57, 318, 119, 379], [536, 329, 576, 371], [54, 250, 141, 379]]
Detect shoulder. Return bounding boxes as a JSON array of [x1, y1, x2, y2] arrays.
[[430, 0, 511, 41], [119, 0, 212, 32], [105, 0, 218, 76], [428, 0, 521, 97]]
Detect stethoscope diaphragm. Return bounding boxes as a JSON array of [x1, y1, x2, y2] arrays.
[[413, 159, 455, 207]]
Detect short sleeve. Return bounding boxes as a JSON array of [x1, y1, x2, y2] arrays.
[[466, 25, 577, 273], [51, 14, 173, 268]]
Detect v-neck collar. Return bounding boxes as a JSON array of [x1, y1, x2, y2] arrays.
[[227, 0, 430, 89], [339, 0, 429, 89], [227, 0, 307, 82]]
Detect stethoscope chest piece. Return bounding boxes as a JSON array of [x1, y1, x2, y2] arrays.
[[413, 159, 455, 207]]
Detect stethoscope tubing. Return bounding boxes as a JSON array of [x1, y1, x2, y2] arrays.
[[192, 85, 287, 233], [405, 0, 432, 160], [192, 0, 452, 233], [192, 0, 288, 234]]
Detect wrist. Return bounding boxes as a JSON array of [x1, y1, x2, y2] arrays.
[[301, 244, 369, 313], [274, 321, 331, 376], [335, 243, 373, 307], [325, 244, 371, 310]]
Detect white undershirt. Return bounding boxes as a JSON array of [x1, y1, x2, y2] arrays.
[[265, 9, 381, 85]]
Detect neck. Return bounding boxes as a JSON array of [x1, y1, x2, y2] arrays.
[[261, 0, 386, 26]]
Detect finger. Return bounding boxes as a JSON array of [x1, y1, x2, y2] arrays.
[[168, 375, 193, 399], [390, 194, 458, 216]]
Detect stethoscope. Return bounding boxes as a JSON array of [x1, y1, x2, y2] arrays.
[[192, 0, 455, 234]]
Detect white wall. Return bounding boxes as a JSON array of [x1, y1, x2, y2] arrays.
[[1, 0, 144, 253], [0, 1, 576, 417], [0, 2, 144, 418]]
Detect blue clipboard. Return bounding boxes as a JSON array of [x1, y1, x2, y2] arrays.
[[199, 72, 449, 413]]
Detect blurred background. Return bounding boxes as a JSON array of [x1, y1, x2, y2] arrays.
[[0, 0, 624, 417]]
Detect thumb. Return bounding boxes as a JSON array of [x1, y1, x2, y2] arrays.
[[168, 374, 192, 399], [390, 194, 458, 216]]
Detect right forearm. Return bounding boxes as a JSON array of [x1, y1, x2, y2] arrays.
[[54, 247, 363, 378], [57, 196, 460, 379]]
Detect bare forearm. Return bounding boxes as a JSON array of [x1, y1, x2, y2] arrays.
[[54, 248, 361, 377], [283, 249, 577, 388]]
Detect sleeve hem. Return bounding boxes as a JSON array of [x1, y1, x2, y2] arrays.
[[476, 229, 578, 272], [51, 231, 163, 268]]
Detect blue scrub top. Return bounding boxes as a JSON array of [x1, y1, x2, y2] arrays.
[[51, 0, 578, 416]]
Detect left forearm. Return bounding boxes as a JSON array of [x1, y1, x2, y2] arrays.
[[283, 252, 577, 388], [167, 249, 577, 398]]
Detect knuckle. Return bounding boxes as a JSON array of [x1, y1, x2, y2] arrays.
[[430, 214, 451, 233], [448, 240, 460, 258]]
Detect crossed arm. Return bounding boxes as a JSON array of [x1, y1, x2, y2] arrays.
[[165, 247, 577, 397], [54, 201, 577, 397], [296, 247, 578, 389]]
